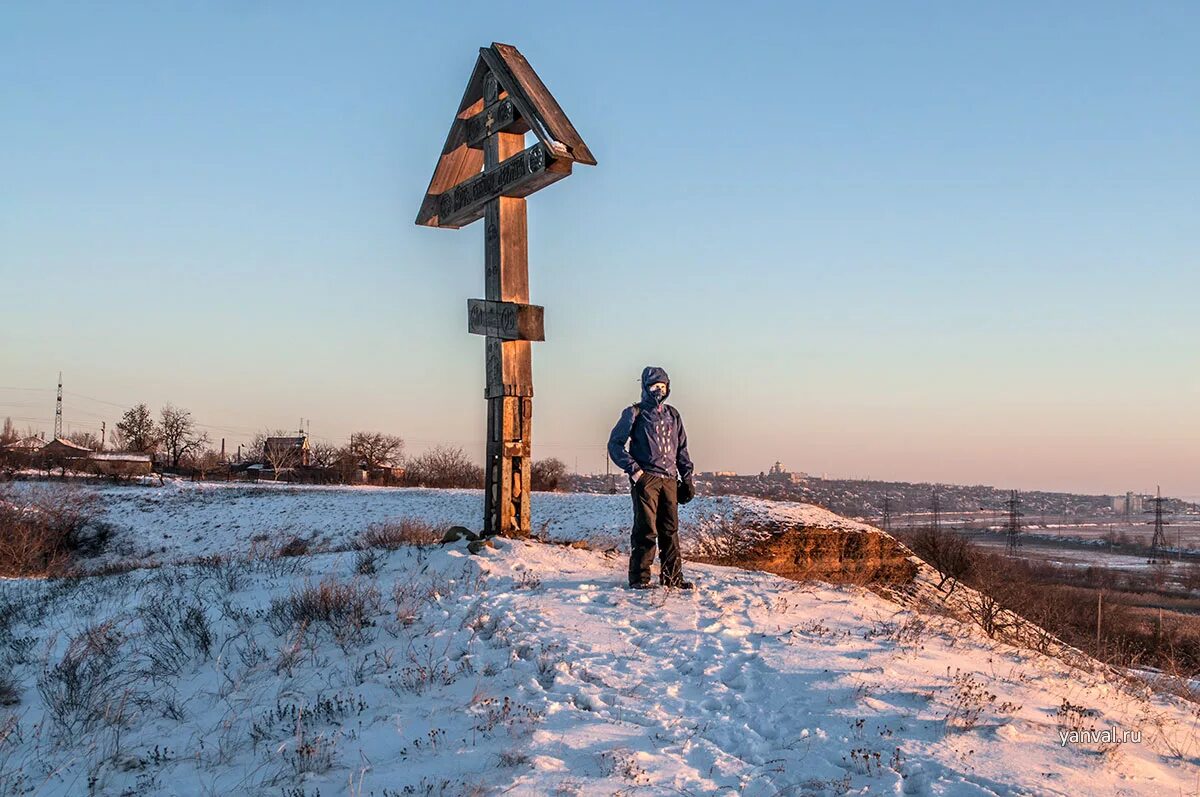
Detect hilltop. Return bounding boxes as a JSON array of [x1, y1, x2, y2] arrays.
[[0, 484, 1197, 795]]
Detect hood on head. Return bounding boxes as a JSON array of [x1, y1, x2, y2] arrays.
[[640, 365, 671, 404]]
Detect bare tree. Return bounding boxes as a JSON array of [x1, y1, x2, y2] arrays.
[[115, 403, 157, 452], [347, 432, 404, 469], [182, 445, 219, 481], [0, 417, 17, 446], [107, 426, 128, 452], [531, 457, 567, 491], [158, 404, 210, 470], [308, 440, 342, 469], [66, 431, 101, 451], [250, 429, 304, 480], [901, 527, 975, 595], [404, 445, 483, 489]]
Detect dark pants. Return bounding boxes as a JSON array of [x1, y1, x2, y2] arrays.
[[628, 474, 683, 586]]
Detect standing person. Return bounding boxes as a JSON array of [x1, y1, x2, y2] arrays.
[[607, 366, 696, 589]]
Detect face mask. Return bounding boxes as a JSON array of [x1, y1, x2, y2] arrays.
[[649, 383, 667, 401]]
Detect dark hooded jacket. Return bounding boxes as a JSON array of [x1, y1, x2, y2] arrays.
[[608, 366, 694, 481]]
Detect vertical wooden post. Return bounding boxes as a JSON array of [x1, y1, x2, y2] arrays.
[[482, 71, 533, 537]]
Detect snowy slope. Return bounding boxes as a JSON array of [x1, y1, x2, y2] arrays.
[[65, 479, 874, 565], [2, 533, 1198, 796]]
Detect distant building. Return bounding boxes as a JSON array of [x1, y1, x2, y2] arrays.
[[41, 437, 91, 459], [1111, 491, 1144, 515], [2, 435, 46, 453], [87, 452, 153, 477], [700, 471, 738, 478], [766, 460, 805, 484], [263, 434, 311, 468]]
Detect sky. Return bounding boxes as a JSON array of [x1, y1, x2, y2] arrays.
[[1, 1, 1197, 496]]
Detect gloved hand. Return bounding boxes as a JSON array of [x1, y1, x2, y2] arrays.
[[677, 478, 695, 504]]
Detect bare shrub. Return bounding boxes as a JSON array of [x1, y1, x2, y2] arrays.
[[530, 458, 567, 492], [940, 669, 1016, 731], [687, 510, 762, 560], [0, 487, 104, 576], [900, 528, 974, 594], [37, 620, 142, 737], [403, 445, 483, 489], [137, 599, 213, 680], [268, 578, 381, 646], [277, 535, 311, 557], [393, 580, 429, 628], [354, 548, 379, 575], [0, 673, 18, 706], [357, 519, 442, 550]]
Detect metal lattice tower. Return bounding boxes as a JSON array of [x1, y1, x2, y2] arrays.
[[931, 488, 941, 533], [1147, 486, 1170, 563], [1005, 489, 1023, 554], [54, 372, 63, 440], [881, 494, 892, 532]]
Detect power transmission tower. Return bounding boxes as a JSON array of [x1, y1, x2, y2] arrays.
[[1005, 489, 1023, 554], [882, 494, 892, 532], [54, 372, 63, 440], [1146, 486, 1169, 563]]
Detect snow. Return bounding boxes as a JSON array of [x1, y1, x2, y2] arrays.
[[1, 482, 1198, 795], [61, 479, 873, 567]]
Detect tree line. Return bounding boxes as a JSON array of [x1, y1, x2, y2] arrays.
[[2, 405, 569, 492]]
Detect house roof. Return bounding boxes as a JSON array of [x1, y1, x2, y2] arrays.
[[44, 437, 91, 453], [3, 435, 46, 451], [88, 452, 152, 462], [264, 437, 307, 447]]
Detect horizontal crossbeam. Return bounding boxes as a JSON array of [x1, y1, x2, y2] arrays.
[[467, 298, 545, 341], [464, 99, 526, 148], [436, 143, 570, 229]]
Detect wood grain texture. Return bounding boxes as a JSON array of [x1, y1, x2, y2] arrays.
[[464, 99, 527, 148], [487, 43, 597, 166], [438, 143, 570, 229], [417, 43, 593, 227], [467, 299, 545, 341]]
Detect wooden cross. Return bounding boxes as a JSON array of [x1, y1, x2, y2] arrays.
[[417, 43, 595, 537]]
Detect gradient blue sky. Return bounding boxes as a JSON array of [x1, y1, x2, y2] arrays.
[[2, 2, 1197, 495]]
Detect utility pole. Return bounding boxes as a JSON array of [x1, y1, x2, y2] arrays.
[[54, 372, 63, 440], [931, 488, 941, 533], [1005, 489, 1023, 554], [100, 421, 105, 452], [1147, 486, 1169, 563]]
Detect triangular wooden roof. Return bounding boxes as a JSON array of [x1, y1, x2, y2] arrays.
[[416, 42, 595, 228]]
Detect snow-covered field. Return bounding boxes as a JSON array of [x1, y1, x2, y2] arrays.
[[46, 479, 874, 567], [1, 481, 1199, 795]]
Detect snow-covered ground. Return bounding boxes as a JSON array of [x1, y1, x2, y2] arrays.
[[44, 479, 874, 566], [1, 481, 1198, 795]]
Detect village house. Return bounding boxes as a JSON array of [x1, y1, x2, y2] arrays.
[[263, 433, 311, 469]]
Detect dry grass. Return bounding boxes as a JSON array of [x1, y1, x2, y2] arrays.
[[356, 519, 443, 550], [0, 674, 18, 707], [268, 577, 382, 646], [0, 486, 104, 577]]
